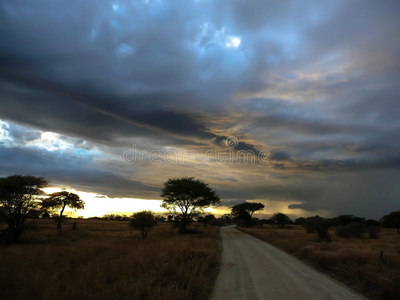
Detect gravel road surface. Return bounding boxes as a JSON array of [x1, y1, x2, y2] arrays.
[[212, 226, 364, 300]]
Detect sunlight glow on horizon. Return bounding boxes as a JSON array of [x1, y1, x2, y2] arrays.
[[41, 187, 232, 218], [41, 187, 322, 220], [42, 187, 167, 218]]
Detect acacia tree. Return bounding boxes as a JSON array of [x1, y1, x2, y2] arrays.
[[231, 202, 265, 227], [161, 177, 220, 233], [42, 191, 84, 232], [270, 212, 292, 228], [129, 211, 157, 239], [381, 211, 400, 234], [0, 174, 48, 242]]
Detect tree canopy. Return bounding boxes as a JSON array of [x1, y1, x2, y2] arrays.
[[161, 177, 220, 233], [381, 211, 400, 234], [129, 211, 158, 239], [0, 174, 48, 242], [42, 191, 84, 232], [231, 202, 265, 226], [270, 212, 292, 228], [231, 202, 265, 218]]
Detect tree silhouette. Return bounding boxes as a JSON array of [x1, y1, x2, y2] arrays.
[[381, 211, 400, 234], [42, 191, 84, 232], [303, 215, 324, 233], [0, 174, 48, 242], [295, 217, 306, 225], [129, 211, 157, 239], [231, 202, 265, 227], [161, 177, 220, 233], [270, 212, 292, 228]]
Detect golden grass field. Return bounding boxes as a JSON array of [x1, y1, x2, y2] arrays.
[[0, 219, 220, 300], [240, 225, 400, 300]]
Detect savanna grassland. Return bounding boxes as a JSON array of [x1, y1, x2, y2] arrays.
[[0, 219, 220, 300], [240, 225, 400, 300]]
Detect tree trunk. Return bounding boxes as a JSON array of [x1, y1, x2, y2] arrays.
[[7, 228, 20, 243], [179, 214, 188, 234], [57, 205, 66, 232]]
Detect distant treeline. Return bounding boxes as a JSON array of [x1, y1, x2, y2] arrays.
[[29, 210, 400, 239], [1, 174, 399, 243]]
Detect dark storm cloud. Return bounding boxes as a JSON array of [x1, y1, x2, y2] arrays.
[[0, 145, 158, 198], [0, 0, 223, 147], [213, 135, 261, 154], [0, 76, 216, 147], [285, 169, 400, 219], [270, 152, 291, 161], [0, 0, 400, 218]]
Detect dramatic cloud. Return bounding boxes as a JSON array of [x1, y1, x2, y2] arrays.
[[0, 0, 399, 218]]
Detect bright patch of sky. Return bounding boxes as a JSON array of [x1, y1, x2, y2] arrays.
[[117, 43, 134, 57], [0, 121, 10, 144], [42, 187, 166, 218], [226, 36, 241, 48], [112, 3, 119, 11], [38, 132, 74, 151], [195, 22, 242, 52], [0, 120, 98, 157], [41, 187, 226, 218]]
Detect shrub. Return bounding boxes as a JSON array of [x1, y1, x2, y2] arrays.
[[335, 222, 367, 238], [367, 225, 380, 239], [314, 221, 332, 242], [303, 216, 325, 234]]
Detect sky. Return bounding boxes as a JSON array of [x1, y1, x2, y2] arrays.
[[0, 0, 399, 219]]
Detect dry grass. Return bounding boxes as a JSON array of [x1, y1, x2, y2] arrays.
[[0, 219, 220, 300], [240, 225, 400, 300]]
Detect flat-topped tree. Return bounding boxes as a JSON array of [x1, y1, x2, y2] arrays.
[[42, 191, 84, 232], [231, 202, 265, 227], [161, 177, 220, 233]]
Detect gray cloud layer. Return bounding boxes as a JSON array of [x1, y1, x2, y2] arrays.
[[1, 0, 399, 218]]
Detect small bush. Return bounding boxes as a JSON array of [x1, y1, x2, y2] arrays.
[[303, 217, 332, 241], [367, 226, 380, 239], [314, 221, 332, 242], [303, 216, 325, 234]]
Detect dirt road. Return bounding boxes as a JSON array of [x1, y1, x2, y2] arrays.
[[212, 226, 364, 300]]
